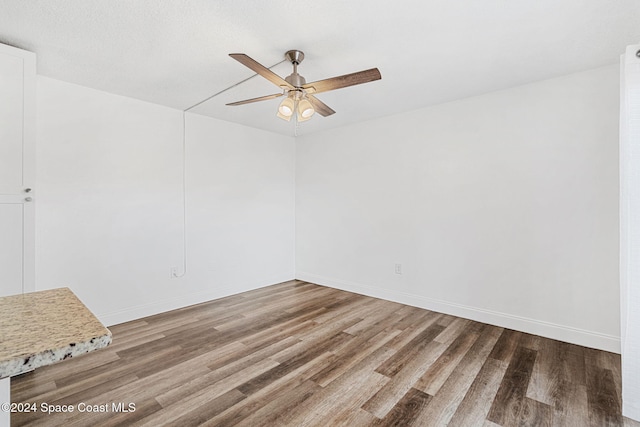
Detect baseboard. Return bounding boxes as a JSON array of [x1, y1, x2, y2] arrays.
[[98, 274, 295, 327], [296, 272, 621, 354], [623, 404, 640, 424]]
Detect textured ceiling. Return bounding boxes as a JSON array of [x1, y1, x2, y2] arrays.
[[1, 1, 639, 136]]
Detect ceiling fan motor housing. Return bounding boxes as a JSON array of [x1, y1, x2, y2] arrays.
[[284, 50, 306, 88], [285, 73, 306, 87]]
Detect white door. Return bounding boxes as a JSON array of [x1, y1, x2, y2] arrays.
[[0, 204, 23, 295], [0, 43, 35, 297], [0, 52, 24, 193]]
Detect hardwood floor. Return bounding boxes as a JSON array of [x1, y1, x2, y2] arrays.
[[10, 280, 638, 426]]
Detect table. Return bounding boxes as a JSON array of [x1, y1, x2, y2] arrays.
[[0, 288, 111, 426]]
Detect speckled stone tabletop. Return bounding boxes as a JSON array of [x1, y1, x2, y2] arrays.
[[0, 288, 111, 378]]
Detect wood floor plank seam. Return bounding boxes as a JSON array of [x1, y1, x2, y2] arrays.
[[10, 280, 637, 427]]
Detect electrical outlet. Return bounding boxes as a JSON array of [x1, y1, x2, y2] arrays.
[[395, 263, 402, 275], [170, 267, 178, 278]]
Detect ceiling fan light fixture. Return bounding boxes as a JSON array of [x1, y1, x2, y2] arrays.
[[277, 97, 295, 118], [277, 110, 292, 121], [296, 98, 315, 122]]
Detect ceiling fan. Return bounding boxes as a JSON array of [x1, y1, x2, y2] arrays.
[[226, 50, 381, 122]]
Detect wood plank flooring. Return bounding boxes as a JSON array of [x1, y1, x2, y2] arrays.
[[10, 280, 638, 426]]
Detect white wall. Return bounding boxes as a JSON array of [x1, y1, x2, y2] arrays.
[[296, 65, 620, 352], [35, 76, 295, 326], [34, 65, 620, 352]]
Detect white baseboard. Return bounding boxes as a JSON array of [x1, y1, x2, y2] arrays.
[[98, 274, 295, 327], [296, 272, 620, 354]]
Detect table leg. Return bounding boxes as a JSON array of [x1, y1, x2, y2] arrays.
[[0, 376, 9, 427]]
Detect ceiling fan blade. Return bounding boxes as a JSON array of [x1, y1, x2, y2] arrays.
[[229, 53, 294, 89], [226, 93, 283, 106], [307, 95, 336, 117], [302, 68, 381, 94]]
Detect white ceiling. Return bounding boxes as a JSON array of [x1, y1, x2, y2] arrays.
[[1, 1, 639, 136]]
